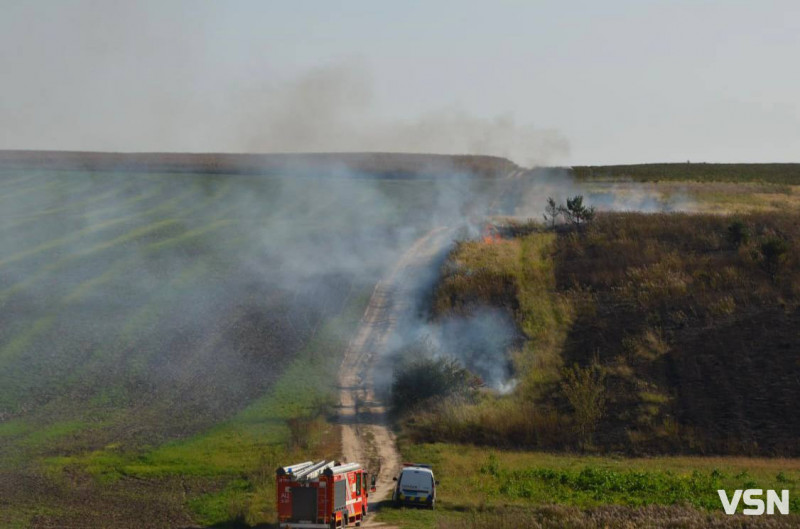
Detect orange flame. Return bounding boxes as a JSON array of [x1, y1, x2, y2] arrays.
[[482, 224, 501, 244]]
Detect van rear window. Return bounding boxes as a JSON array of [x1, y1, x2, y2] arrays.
[[399, 470, 433, 492]]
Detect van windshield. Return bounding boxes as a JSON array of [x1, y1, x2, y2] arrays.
[[399, 470, 433, 492]]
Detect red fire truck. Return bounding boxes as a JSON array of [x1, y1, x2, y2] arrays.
[[276, 460, 375, 528]]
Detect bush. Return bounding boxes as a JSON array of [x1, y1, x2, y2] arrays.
[[561, 362, 606, 449], [726, 220, 749, 248], [390, 350, 480, 414], [759, 237, 789, 281]]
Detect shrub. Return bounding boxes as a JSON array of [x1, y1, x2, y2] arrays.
[[759, 237, 789, 281], [726, 220, 749, 248], [561, 361, 606, 449], [543, 197, 561, 228], [390, 348, 480, 414]]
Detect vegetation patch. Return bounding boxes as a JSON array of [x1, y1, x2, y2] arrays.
[[377, 443, 800, 528]]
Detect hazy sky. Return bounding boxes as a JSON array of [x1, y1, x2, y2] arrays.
[[2, 1, 799, 165]]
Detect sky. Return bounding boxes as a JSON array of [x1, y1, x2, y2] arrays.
[[1, 0, 799, 166]]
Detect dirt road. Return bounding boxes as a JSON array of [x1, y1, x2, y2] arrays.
[[338, 227, 453, 517]]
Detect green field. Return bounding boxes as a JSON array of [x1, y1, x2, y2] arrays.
[[0, 165, 496, 528], [377, 443, 800, 528]]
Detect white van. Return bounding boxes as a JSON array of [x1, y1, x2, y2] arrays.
[[392, 463, 438, 509]]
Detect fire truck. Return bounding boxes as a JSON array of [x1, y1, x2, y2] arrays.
[[276, 460, 375, 528]]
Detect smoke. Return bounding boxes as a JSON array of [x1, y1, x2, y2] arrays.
[[513, 167, 697, 219], [408, 309, 519, 392], [0, 0, 569, 167], [200, 62, 570, 167]]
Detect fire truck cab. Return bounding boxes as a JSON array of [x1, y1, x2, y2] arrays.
[[277, 460, 374, 528]]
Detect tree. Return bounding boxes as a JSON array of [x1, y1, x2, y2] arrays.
[[543, 197, 560, 229], [560, 195, 595, 227], [561, 361, 606, 449]]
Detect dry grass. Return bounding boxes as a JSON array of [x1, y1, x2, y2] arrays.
[[412, 211, 800, 456]]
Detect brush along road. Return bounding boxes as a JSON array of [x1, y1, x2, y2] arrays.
[[338, 227, 453, 519]]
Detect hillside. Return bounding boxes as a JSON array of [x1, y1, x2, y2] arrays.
[[420, 212, 800, 455]]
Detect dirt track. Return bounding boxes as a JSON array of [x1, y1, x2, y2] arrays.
[[338, 227, 453, 520]]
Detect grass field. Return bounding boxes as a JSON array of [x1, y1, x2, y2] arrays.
[[376, 443, 800, 528]]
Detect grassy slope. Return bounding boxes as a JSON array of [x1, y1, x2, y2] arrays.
[[424, 213, 800, 455], [554, 212, 800, 454], [388, 207, 800, 526]]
